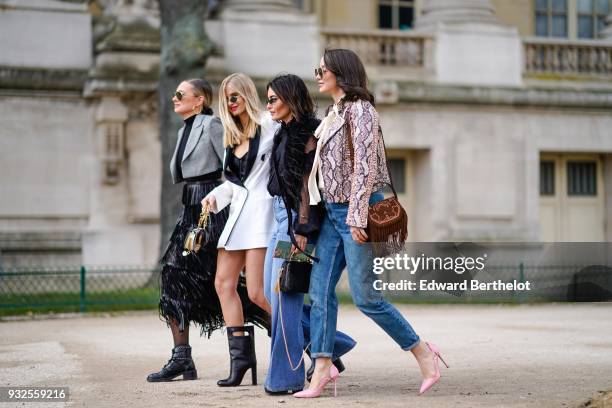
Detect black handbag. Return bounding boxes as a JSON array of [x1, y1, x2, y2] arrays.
[[278, 251, 312, 294]]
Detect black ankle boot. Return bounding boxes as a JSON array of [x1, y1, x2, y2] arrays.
[[146, 345, 197, 382], [305, 349, 345, 383], [217, 326, 257, 387]]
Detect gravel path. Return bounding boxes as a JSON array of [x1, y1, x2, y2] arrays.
[[1, 304, 611, 407]]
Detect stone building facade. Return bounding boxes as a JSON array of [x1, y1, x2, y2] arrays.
[[0, 0, 611, 268]]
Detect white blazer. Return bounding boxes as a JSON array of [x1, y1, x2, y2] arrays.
[[207, 113, 279, 250]]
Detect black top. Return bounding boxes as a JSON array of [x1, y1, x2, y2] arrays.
[[267, 118, 318, 199], [223, 126, 262, 188], [175, 114, 197, 182], [267, 117, 321, 240], [227, 151, 250, 183]]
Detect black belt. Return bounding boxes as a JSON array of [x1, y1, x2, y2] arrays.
[[183, 170, 222, 183]]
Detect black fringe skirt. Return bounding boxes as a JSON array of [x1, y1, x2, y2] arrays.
[[159, 180, 270, 337]]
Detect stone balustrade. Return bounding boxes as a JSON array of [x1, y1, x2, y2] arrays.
[[320, 28, 432, 68], [524, 37, 612, 79]]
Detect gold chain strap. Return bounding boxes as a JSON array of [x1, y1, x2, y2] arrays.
[[276, 247, 310, 371], [278, 274, 310, 372], [198, 203, 210, 228]]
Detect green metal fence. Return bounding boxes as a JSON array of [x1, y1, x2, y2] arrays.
[[0, 266, 160, 316], [0, 263, 610, 316]]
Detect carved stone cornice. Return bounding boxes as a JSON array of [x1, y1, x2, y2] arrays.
[[394, 81, 612, 109], [0, 66, 87, 91], [415, 0, 500, 30]]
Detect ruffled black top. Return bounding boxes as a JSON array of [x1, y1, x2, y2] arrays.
[[267, 116, 321, 240]]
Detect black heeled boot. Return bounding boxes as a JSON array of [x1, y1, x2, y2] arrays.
[[146, 345, 197, 382], [217, 326, 257, 387], [305, 349, 345, 383]]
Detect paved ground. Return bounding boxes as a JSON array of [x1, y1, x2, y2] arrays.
[[1, 304, 611, 408]]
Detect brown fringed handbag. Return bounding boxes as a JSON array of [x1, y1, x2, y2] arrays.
[[347, 123, 408, 257]]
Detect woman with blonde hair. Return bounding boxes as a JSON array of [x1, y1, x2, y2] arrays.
[[201, 73, 278, 387]]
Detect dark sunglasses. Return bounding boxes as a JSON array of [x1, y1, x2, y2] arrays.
[[228, 95, 240, 104], [174, 90, 191, 101], [266, 96, 279, 105], [315, 67, 328, 78]]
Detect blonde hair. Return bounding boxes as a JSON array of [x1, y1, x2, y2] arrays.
[[218, 73, 262, 148]]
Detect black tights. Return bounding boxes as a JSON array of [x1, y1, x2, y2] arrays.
[[170, 319, 189, 346]]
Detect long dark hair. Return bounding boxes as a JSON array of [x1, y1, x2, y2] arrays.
[[186, 78, 214, 115], [323, 48, 374, 106], [266, 74, 316, 123]]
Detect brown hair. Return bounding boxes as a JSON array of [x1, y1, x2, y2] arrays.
[[186, 78, 213, 115], [323, 48, 374, 105]]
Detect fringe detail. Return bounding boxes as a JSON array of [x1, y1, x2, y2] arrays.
[[158, 180, 271, 337], [368, 199, 408, 258], [159, 264, 225, 336], [182, 182, 217, 206]]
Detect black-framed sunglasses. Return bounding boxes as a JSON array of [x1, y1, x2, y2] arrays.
[[228, 95, 240, 104], [174, 90, 189, 101], [314, 67, 326, 78], [266, 96, 279, 105]]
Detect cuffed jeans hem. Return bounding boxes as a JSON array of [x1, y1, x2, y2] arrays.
[[401, 337, 421, 351], [310, 352, 333, 359], [264, 383, 305, 393], [333, 340, 357, 360]]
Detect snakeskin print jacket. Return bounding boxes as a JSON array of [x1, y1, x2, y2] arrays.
[[316, 98, 391, 228]]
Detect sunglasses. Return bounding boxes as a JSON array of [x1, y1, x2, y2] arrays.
[[266, 96, 279, 105], [228, 95, 240, 104], [315, 67, 328, 78], [174, 90, 191, 101]]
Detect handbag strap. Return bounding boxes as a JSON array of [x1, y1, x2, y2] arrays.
[[277, 271, 310, 371], [197, 203, 210, 228], [345, 108, 398, 199], [271, 140, 318, 262]]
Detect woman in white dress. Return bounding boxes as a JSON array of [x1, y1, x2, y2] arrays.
[[201, 73, 278, 387]]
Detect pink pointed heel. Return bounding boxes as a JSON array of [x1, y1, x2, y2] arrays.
[[293, 364, 340, 398], [418, 342, 449, 395]]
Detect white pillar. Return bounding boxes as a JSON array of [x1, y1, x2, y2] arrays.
[[223, 0, 295, 11], [415, 0, 499, 29], [219, 0, 320, 77], [414, 0, 522, 87]]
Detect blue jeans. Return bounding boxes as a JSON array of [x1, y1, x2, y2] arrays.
[[263, 197, 357, 392], [308, 193, 420, 358]]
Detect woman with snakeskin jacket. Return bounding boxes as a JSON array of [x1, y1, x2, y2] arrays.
[[294, 49, 447, 399]]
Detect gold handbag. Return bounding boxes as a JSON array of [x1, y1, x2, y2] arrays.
[[182, 204, 211, 256]]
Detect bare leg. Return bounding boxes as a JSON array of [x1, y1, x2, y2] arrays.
[[244, 248, 271, 314], [411, 341, 437, 379], [307, 357, 333, 390], [215, 249, 246, 328]]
